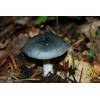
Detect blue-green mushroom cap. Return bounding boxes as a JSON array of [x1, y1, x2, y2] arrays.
[[23, 32, 69, 60]]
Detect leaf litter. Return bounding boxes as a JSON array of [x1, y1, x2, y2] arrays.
[[0, 16, 100, 83]]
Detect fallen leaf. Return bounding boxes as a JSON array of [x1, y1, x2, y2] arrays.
[[31, 67, 42, 79], [29, 27, 40, 37], [0, 49, 9, 67], [15, 17, 31, 25], [10, 33, 29, 56], [92, 64, 100, 78], [57, 71, 66, 79], [0, 58, 10, 76], [74, 60, 92, 83], [77, 19, 100, 39], [0, 39, 9, 49], [0, 24, 14, 37], [94, 35, 100, 64]]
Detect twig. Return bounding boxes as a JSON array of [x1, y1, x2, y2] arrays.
[[46, 25, 57, 35], [56, 17, 59, 28], [0, 40, 9, 49], [0, 76, 7, 80], [31, 69, 42, 78], [56, 16, 60, 33], [0, 24, 14, 37], [9, 53, 17, 69], [79, 68, 83, 83], [13, 78, 40, 82]]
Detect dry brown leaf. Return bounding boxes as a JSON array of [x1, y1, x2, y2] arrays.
[[87, 42, 94, 49], [10, 33, 29, 56], [0, 40, 9, 49], [31, 67, 42, 79], [94, 36, 100, 64], [74, 60, 92, 83], [57, 71, 66, 79], [15, 17, 30, 25], [73, 34, 84, 49], [0, 24, 14, 37], [29, 27, 40, 37], [0, 58, 10, 76], [0, 49, 9, 67], [77, 18, 100, 64], [92, 64, 100, 78], [64, 47, 75, 68], [65, 50, 92, 82], [77, 19, 100, 39]]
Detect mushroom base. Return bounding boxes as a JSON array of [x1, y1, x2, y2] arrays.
[[43, 63, 54, 77]]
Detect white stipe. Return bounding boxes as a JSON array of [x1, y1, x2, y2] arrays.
[[43, 63, 54, 77]]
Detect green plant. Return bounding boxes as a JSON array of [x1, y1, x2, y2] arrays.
[[96, 28, 100, 36], [33, 16, 48, 25], [87, 49, 96, 57]]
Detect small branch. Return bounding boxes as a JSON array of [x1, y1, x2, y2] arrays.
[[0, 76, 7, 80], [9, 53, 17, 70], [79, 68, 83, 83], [46, 25, 57, 35]]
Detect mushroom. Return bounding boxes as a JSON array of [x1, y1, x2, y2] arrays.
[[23, 32, 69, 77]]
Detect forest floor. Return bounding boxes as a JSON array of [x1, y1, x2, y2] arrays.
[[0, 16, 100, 83]]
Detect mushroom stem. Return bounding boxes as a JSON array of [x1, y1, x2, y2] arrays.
[[43, 61, 54, 77]]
